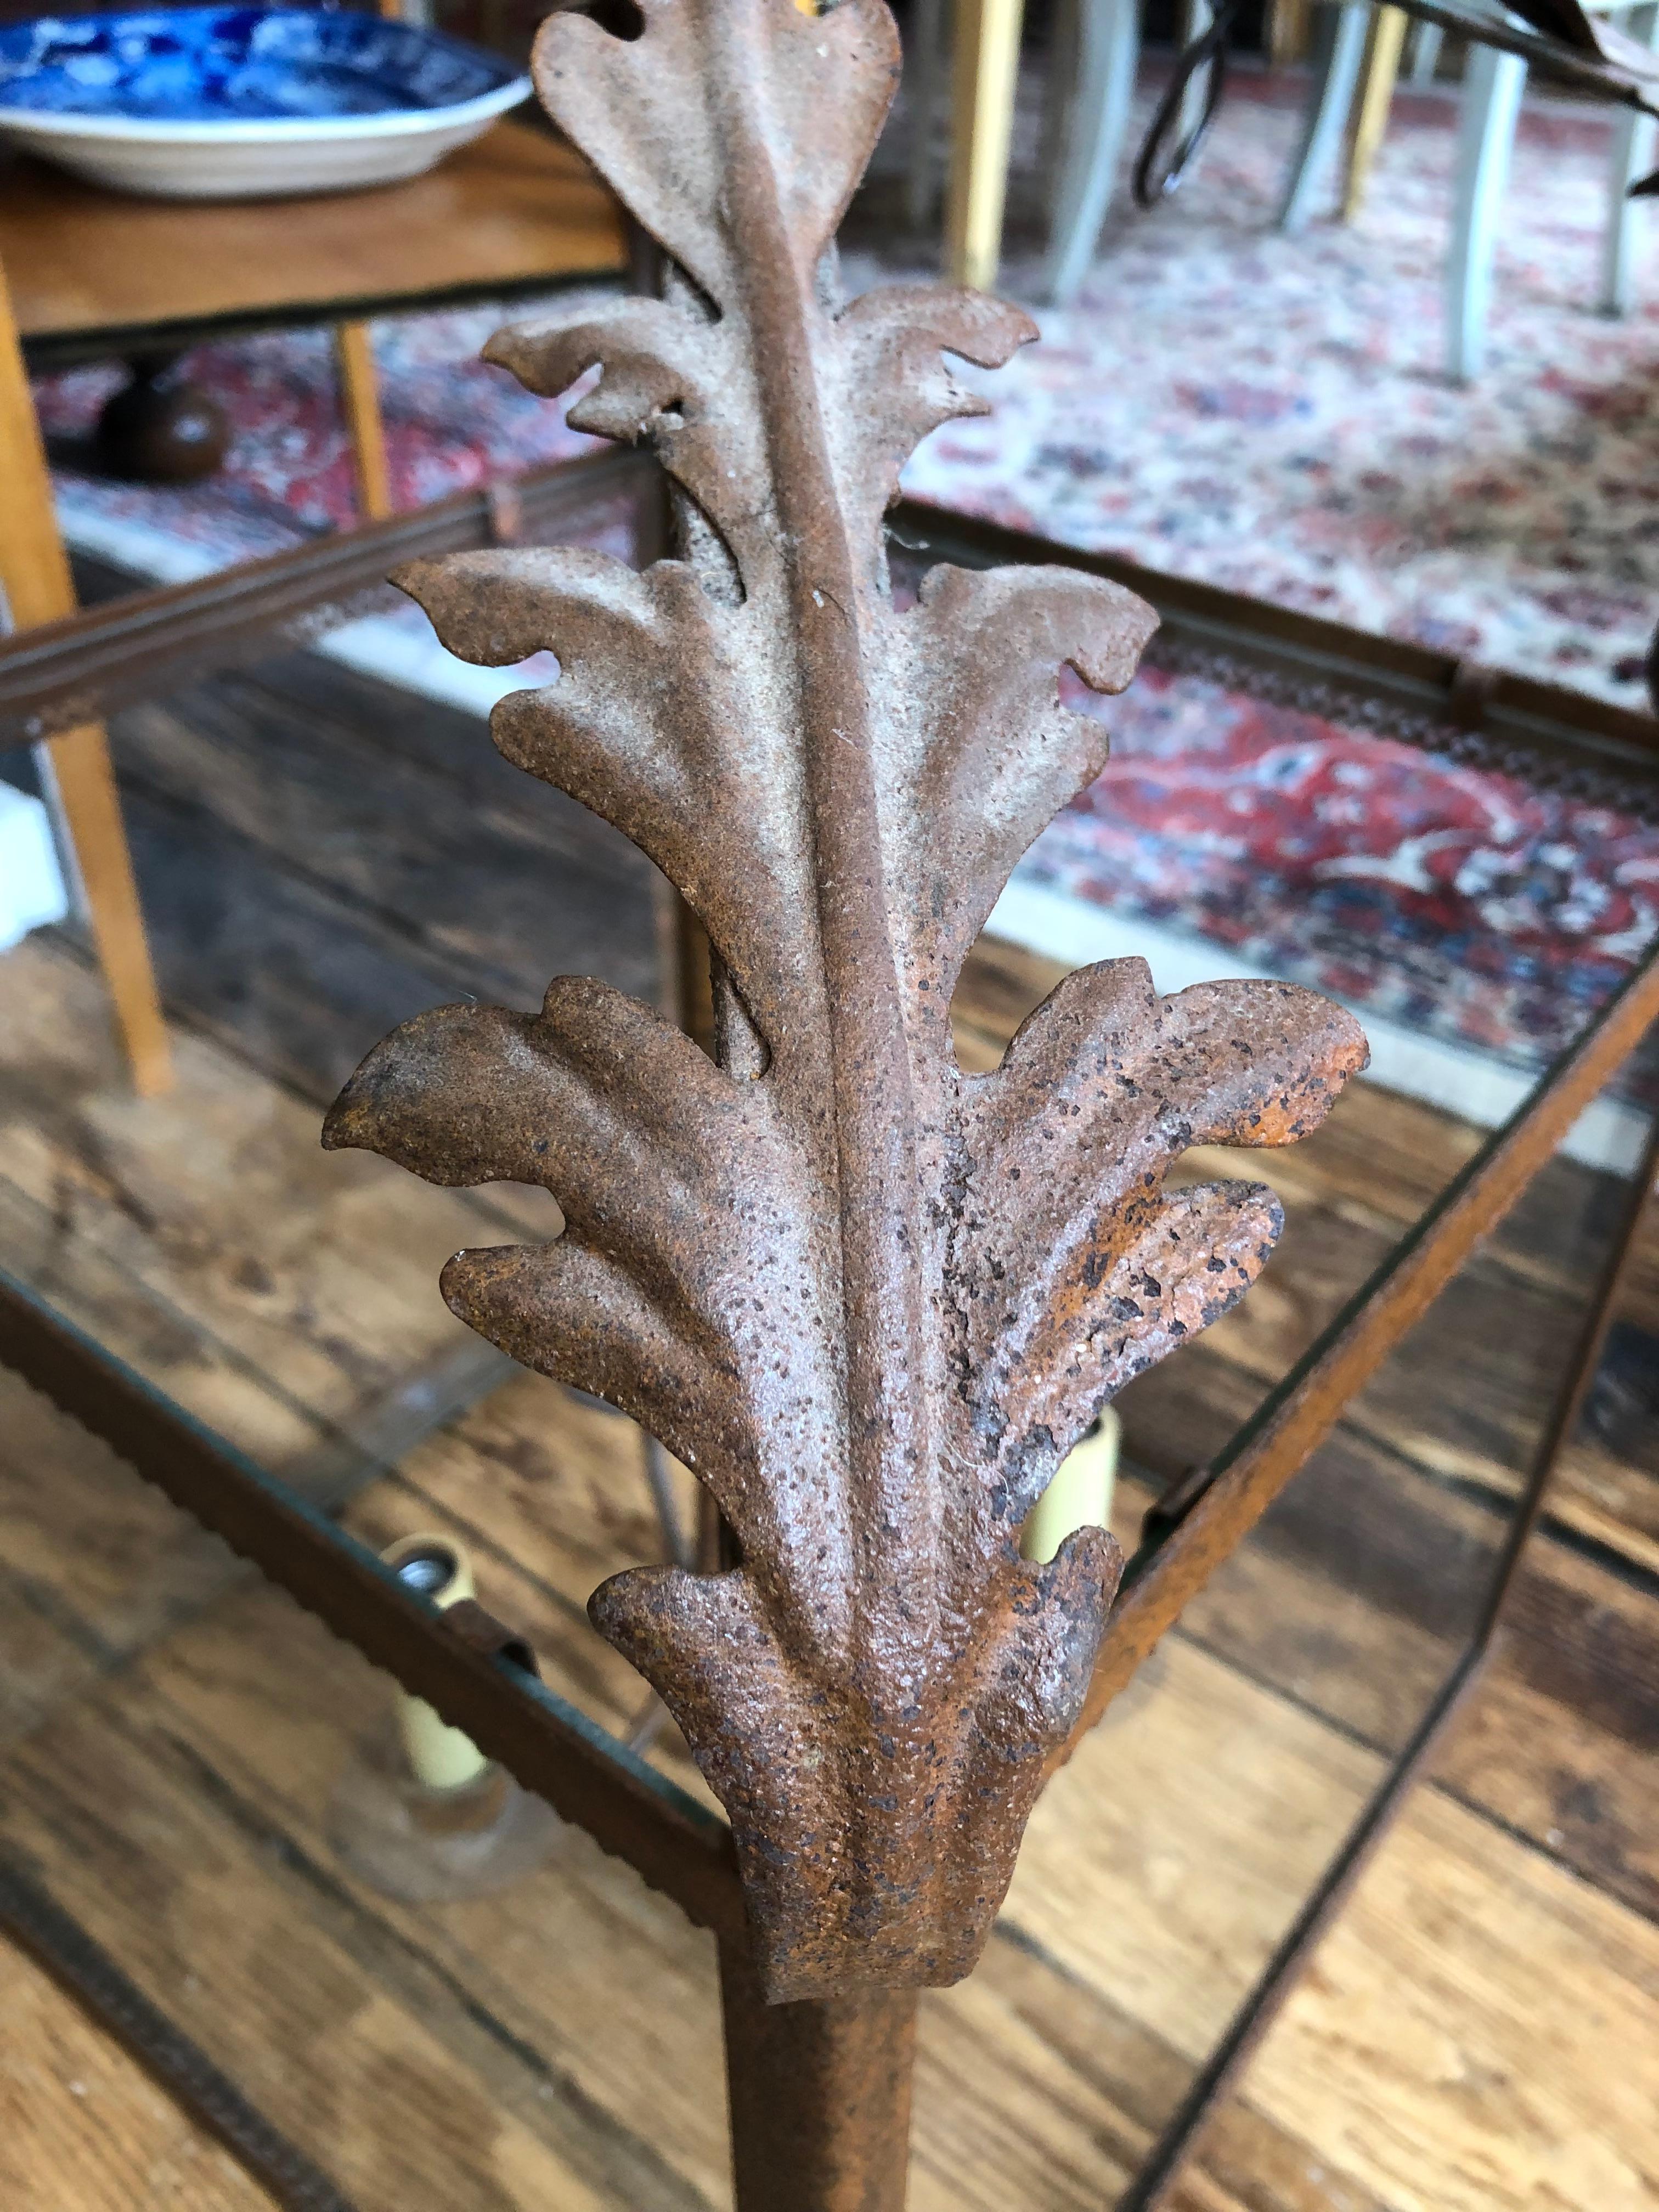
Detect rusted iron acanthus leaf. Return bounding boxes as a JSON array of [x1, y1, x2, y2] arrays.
[[323, 0, 1368, 1999]]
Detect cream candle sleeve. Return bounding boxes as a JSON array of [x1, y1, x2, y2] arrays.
[[382, 1533, 492, 1791], [1020, 1408, 1121, 1566]]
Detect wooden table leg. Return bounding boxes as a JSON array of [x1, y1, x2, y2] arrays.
[[1267, 0, 1312, 67], [945, 0, 1027, 291], [0, 257, 171, 1097], [1341, 2, 1407, 223], [33, 727, 173, 1094], [334, 320, 392, 522]]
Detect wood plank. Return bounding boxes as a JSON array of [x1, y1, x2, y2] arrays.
[[0, 1605, 729, 2212], [0, 1174, 332, 1476], [1008, 1639, 1659, 2210], [1348, 1280, 1659, 1570], [1015, 1639, 1380, 2064], [0, 1931, 278, 2212], [1436, 1657, 1659, 1928], [206, 647, 642, 830], [0, 1379, 1361, 2210], [0, 935, 540, 1483], [114, 780, 546, 1104], [0, 1364, 241, 1753], [1117, 1179, 1659, 1571], [19, 1522, 1651, 2212], [951, 1931, 1395, 2212], [2, 943, 478, 1446], [1245, 1782, 1659, 2212], [0, 1380, 725, 2194], [81, 640, 657, 1108], [1158, 1417, 1659, 1922], [0, 1554, 1355, 2212], [3, 125, 624, 345]]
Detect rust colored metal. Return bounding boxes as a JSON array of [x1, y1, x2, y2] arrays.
[[442, 1595, 543, 1680], [0, 1853, 361, 2212], [719, 1939, 917, 2211], [1114, 1041, 1659, 2212], [320, 0, 1365, 2000]]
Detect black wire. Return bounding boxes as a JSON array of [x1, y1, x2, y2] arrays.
[[1132, 0, 1247, 208]]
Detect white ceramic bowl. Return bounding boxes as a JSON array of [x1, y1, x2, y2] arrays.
[[0, 81, 530, 196], [0, 9, 532, 200]]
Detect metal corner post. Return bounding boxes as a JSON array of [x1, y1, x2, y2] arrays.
[[719, 1940, 919, 2212]]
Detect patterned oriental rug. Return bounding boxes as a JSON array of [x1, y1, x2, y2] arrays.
[[29, 63, 1659, 1155]]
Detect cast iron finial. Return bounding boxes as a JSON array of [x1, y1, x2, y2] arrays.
[[324, 0, 1368, 2000]]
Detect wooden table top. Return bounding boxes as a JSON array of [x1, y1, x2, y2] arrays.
[[0, 120, 626, 359]]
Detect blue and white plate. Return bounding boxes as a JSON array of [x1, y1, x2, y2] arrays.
[[0, 7, 532, 199]]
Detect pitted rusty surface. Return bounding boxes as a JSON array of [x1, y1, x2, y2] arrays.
[[323, 0, 1368, 2000]]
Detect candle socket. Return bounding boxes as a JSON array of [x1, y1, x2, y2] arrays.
[[383, 1533, 492, 1791], [1022, 1411, 1172, 1725], [324, 1533, 561, 1903]]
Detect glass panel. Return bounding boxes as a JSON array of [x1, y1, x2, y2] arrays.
[[5, 1087, 1652, 2206], [1, 482, 651, 1503], [7, 508, 1659, 2208], [895, 514, 1659, 1492]]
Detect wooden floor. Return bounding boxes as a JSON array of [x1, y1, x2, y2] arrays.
[[1, 1927, 276, 2211], [2, 641, 1657, 2209]]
